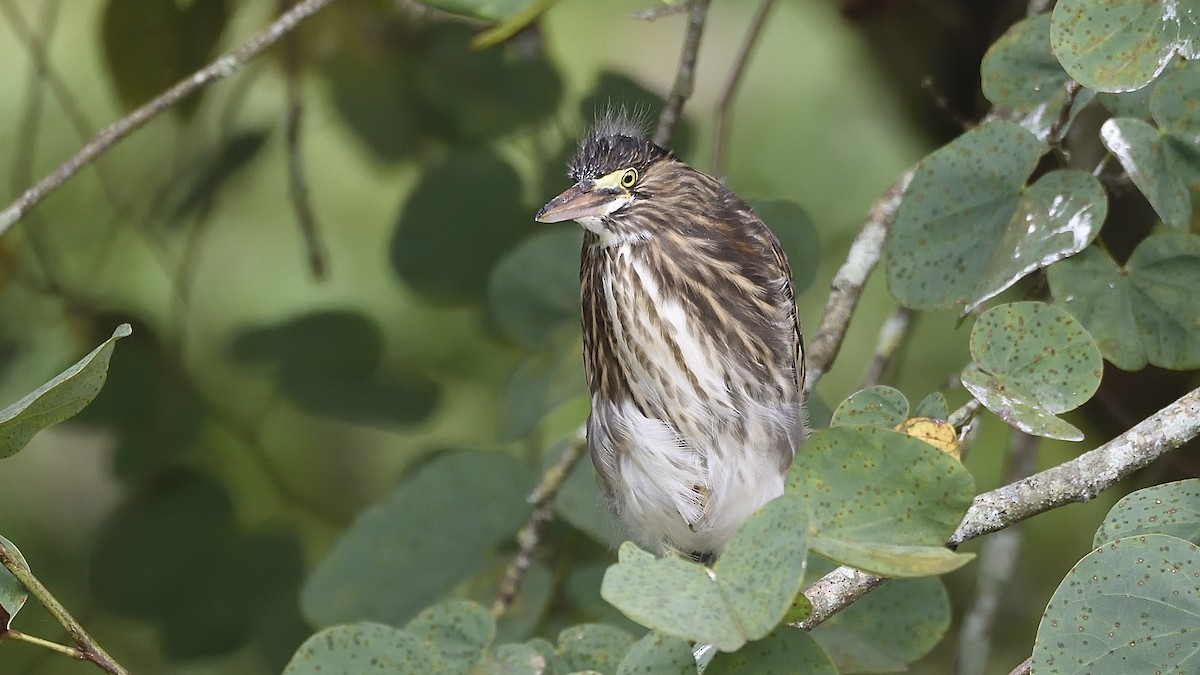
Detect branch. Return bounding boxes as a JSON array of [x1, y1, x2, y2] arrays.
[[712, 0, 775, 175], [804, 168, 914, 392], [492, 427, 588, 618], [0, 0, 342, 239], [653, 0, 711, 147], [798, 385, 1200, 630], [857, 305, 914, 389], [0, 539, 128, 674]]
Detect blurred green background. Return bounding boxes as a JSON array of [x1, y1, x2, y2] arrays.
[[0, 1, 1184, 673]]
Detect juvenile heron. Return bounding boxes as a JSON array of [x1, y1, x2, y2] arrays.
[[536, 113, 806, 562]]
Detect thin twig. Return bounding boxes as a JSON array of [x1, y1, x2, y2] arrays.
[[712, 0, 775, 175], [0, 540, 128, 674], [0, 0, 342, 239], [2, 630, 87, 660], [804, 168, 915, 393], [797, 385, 1200, 631], [492, 427, 589, 618], [858, 305, 915, 388], [281, 0, 329, 280], [955, 431, 1039, 675], [654, 0, 711, 147]]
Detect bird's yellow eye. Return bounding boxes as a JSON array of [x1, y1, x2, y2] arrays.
[[620, 168, 638, 188]]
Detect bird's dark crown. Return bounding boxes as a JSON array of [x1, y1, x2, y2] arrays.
[[569, 110, 672, 183]]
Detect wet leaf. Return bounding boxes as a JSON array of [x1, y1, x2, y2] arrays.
[[284, 623, 445, 674], [787, 425, 975, 577], [600, 495, 810, 652], [1100, 117, 1193, 228], [1093, 479, 1200, 547], [829, 386, 908, 428], [0, 324, 131, 459], [960, 302, 1102, 440], [1048, 234, 1200, 370], [301, 449, 535, 628], [1032, 534, 1200, 673], [981, 13, 1095, 140], [1050, 0, 1195, 92]]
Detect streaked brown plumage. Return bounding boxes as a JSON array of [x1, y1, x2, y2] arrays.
[[536, 113, 806, 561]]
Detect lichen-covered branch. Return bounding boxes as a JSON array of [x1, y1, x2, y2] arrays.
[[798, 385, 1200, 631], [0, 0, 342, 239]]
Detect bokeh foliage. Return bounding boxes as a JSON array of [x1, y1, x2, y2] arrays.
[[0, 0, 1197, 674]]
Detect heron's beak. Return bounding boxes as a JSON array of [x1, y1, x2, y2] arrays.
[[535, 184, 625, 223]]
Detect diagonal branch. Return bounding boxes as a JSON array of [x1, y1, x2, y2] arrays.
[[654, 0, 712, 147], [797, 385, 1200, 631], [0, 0, 342, 239]]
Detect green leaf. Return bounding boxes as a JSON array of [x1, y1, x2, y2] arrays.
[[101, 0, 227, 117], [829, 386, 909, 428], [787, 425, 975, 577], [1094, 479, 1200, 547], [1048, 234, 1200, 370], [231, 311, 441, 427], [488, 229, 582, 349], [392, 150, 538, 304], [523, 637, 567, 675], [0, 535, 29, 630], [0, 323, 131, 459], [960, 367, 1084, 441], [1051, 0, 1197, 93], [478, 642, 547, 675], [960, 302, 1102, 440], [1151, 68, 1200, 145], [705, 627, 837, 675], [417, 0, 539, 23], [557, 623, 636, 673], [912, 392, 949, 420], [615, 632, 695, 675], [981, 14, 1095, 140], [553, 440, 620, 547], [1100, 117, 1193, 227], [301, 449, 535, 627], [284, 623, 445, 674], [749, 199, 821, 294], [810, 569, 950, 672], [405, 601, 493, 674], [600, 495, 810, 652], [886, 121, 1049, 310], [497, 341, 585, 440], [1032, 534, 1200, 673]]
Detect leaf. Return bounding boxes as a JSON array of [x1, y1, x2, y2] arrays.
[[557, 623, 636, 673], [0, 535, 29, 630], [750, 199, 822, 294], [615, 632, 695, 675], [705, 627, 837, 675], [553, 439, 620, 547], [1032, 534, 1200, 673], [488, 228, 583, 349], [980, 13, 1095, 140], [230, 310, 440, 427], [391, 150, 538, 303], [301, 449, 536, 627], [1051, 0, 1195, 92], [960, 302, 1102, 441], [887, 121, 1052, 310], [808, 558, 951, 673], [600, 495, 810, 652], [284, 623, 445, 674], [101, 0, 227, 117], [478, 642, 547, 675], [497, 341, 586, 440], [912, 392, 949, 419], [0, 324, 132, 459], [417, 0, 540, 23], [787, 425, 975, 577], [1100, 117, 1193, 228], [1151, 68, 1200, 145], [405, 601, 495, 674], [1094, 479, 1200, 547], [1048, 234, 1200, 370], [829, 386, 909, 428]]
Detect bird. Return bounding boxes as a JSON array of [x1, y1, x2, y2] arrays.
[[535, 111, 807, 563]]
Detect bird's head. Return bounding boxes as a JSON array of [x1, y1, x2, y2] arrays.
[[535, 114, 676, 243]]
